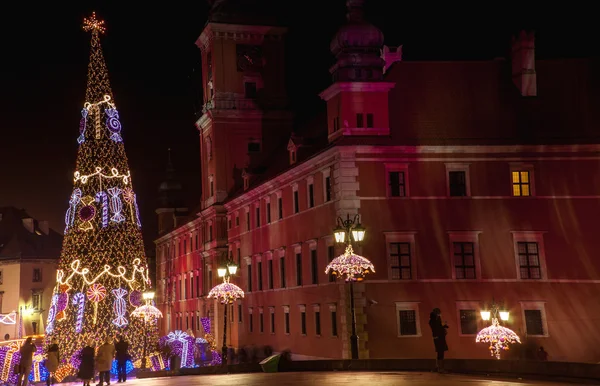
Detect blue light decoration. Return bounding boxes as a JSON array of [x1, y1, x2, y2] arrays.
[[78, 108, 88, 144], [64, 188, 82, 233], [106, 107, 122, 142], [111, 288, 128, 328], [45, 294, 59, 334], [95, 191, 109, 228], [133, 194, 142, 228], [107, 187, 125, 223], [72, 292, 86, 333], [110, 359, 133, 375]]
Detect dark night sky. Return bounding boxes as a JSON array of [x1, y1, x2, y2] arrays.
[[0, 2, 597, 249]]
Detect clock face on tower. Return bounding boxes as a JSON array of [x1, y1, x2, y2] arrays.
[[236, 44, 263, 72]]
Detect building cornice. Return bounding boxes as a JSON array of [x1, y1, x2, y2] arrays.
[[154, 216, 203, 244], [196, 23, 287, 52], [355, 144, 600, 155], [319, 82, 396, 101]]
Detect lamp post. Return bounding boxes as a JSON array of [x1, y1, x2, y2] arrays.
[[327, 213, 372, 360], [211, 261, 240, 366], [141, 291, 155, 370], [476, 300, 520, 359]]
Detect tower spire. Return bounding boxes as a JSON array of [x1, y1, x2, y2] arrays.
[[83, 12, 113, 104]]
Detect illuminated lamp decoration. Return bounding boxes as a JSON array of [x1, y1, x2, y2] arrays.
[[78, 108, 88, 144], [64, 188, 82, 233], [207, 281, 245, 304], [131, 304, 162, 321], [87, 283, 107, 324], [112, 288, 129, 327], [160, 331, 195, 368], [129, 290, 142, 307], [72, 292, 86, 333], [28, 348, 49, 383], [476, 317, 521, 359], [110, 359, 133, 375], [107, 187, 125, 223], [325, 244, 375, 282], [78, 195, 96, 231], [95, 191, 109, 228], [0, 312, 16, 325], [106, 107, 123, 142], [47, 12, 157, 378]]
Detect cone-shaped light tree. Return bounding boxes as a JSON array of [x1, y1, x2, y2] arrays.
[[45, 13, 157, 379]]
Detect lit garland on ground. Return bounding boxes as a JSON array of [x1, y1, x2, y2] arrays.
[[475, 318, 521, 359], [45, 12, 158, 379], [325, 244, 375, 281]]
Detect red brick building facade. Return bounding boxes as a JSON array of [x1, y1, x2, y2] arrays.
[[155, 1, 600, 363]]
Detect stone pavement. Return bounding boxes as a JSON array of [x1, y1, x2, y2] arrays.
[[127, 371, 582, 385]]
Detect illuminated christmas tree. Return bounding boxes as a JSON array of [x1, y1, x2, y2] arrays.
[[45, 13, 157, 379]]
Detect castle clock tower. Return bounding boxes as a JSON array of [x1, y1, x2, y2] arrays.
[[194, 1, 292, 258]]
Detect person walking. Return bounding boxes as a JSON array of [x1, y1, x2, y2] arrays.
[[95, 337, 115, 386], [428, 308, 449, 373], [16, 337, 37, 386], [45, 338, 60, 386], [78, 340, 95, 386], [114, 336, 129, 383]]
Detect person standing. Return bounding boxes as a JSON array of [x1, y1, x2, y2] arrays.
[[96, 337, 115, 386], [45, 338, 60, 386], [114, 336, 129, 383], [428, 308, 449, 373], [78, 340, 95, 386], [16, 337, 37, 386]]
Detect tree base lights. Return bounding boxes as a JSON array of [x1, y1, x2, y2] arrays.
[[475, 318, 521, 359]]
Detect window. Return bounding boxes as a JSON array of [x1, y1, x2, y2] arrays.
[[186, 314, 189, 330], [208, 270, 213, 291], [308, 184, 314, 208], [231, 305, 235, 322], [190, 275, 194, 298], [517, 242, 541, 279], [196, 272, 200, 297], [244, 82, 257, 98], [389, 171, 406, 197], [449, 171, 467, 197], [331, 309, 338, 336], [256, 206, 260, 227], [459, 310, 478, 335], [521, 302, 548, 337], [246, 211, 250, 231], [248, 141, 261, 153], [209, 225, 213, 241], [210, 180, 214, 197], [266, 202, 271, 223], [268, 259, 274, 289], [238, 303, 242, 323], [32, 293, 41, 310], [0, 269, 3, 284], [249, 310, 254, 332], [453, 242, 476, 279], [325, 176, 332, 202], [356, 113, 364, 128], [237, 248, 241, 266], [236, 215, 240, 226], [366, 113, 374, 128], [295, 252, 303, 286], [284, 311, 290, 334], [228, 218, 232, 229], [183, 240, 187, 254], [395, 302, 421, 337], [301, 310, 307, 335], [247, 264, 252, 292], [293, 191, 299, 213], [333, 117, 340, 132], [33, 268, 42, 282], [257, 261, 263, 291], [278, 197, 283, 219], [511, 168, 532, 197], [259, 310, 264, 333], [280, 256, 286, 288], [32, 321, 38, 335], [390, 242, 412, 280], [270, 309, 275, 333], [315, 310, 321, 336], [310, 249, 318, 285], [328, 245, 336, 282]]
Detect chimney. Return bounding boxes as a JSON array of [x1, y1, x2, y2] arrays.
[[22, 218, 34, 233], [381, 45, 402, 74], [511, 31, 536, 96], [39, 221, 50, 235]]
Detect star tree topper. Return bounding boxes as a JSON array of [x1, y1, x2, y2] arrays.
[[83, 12, 106, 34]]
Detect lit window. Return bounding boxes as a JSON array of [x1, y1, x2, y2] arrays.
[[512, 170, 531, 196]]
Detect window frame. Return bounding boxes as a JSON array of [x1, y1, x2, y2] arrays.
[[283, 305, 290, 335], [384, 163, 410, 198], [520, 301, 549, 337], [395, 302, 421, 338], [448, 231, 482, 281], [313, 304, 321, 336], [299, 304, 307, 335], [445, 163, 471, 197], [455, 301, 481, 337], [512, 232, 547, 280], [509, 163, 535, 197], [308, 239, 318, 285], [322, 168, 332, 203], [384, 232, 417, 281]]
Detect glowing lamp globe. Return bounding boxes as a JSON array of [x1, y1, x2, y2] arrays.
[[142, 291, 155, 301], [351, 223, 366, 242], [227, 264, 238, 275], [480, 310, 491, 321], [333, 226, 346, 244], [499, 311, 510, 321], [217, 268, 227, 278]]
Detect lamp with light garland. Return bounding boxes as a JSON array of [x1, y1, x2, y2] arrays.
[[476, 301, 521, 359], [44, 12, 157, 379]]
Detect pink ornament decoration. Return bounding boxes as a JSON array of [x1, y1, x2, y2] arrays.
[[475, 318, 521, 359], [325, 244, 375, 282], [86, 283, 107, 324], [112, 288, 128, 328]]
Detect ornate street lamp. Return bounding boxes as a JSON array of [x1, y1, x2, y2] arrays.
[[132, 291, 163, 370], [207, 261, 244, 366], [476, 301, 520, 359], [326, 213, 373, 360]]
